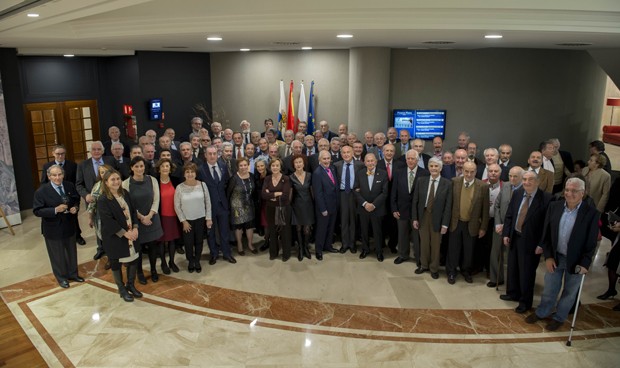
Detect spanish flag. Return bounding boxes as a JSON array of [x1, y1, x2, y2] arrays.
[[286, 80, 295, 132]]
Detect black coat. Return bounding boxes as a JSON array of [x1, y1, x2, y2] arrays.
[[502, 188, 554, 251], [41, 160, 77, 184], [33, 181, 80, 240], [354, 168, 389, 216], [390, 166, 429, 220], [97, 191, 140, 259]]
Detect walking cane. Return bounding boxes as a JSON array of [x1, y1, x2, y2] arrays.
[[566, 273, 587, 347]]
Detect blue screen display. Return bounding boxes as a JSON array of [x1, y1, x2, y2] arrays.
[[393, 109, 446, 140], [149, 98, 162, 120]]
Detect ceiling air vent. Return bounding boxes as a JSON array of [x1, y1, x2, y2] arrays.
[[555, 42, 593, 47], [422, 41, 456, 45], [272, 41, 301, 46]]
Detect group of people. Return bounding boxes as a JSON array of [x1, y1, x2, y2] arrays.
[[34, 117, 619, 329]]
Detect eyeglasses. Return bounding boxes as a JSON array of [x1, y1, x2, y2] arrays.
[[564, 189, 584, 194], [54, 152, 66, 155]]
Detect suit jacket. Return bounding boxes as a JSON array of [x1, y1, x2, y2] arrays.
[[411, 175, 452, 231], [494, 182, 517, 225], [394, 140, 411, 158], [114, 158, 132, 180], [583, 167, 611, 213], [97, 191, 140, 258], [32, 181, 80, 240], [502, 188, 553, 251], [449, 178, 490, 236], [312, 164, 339, 214], [418, 153, 431, 170], [334, 159, 365, 191], [302, 146, 317, 157], [535, 168, 554, 193], [202, 161, 230, 212], [559, 150, 575, 174], [76, 156, 117, 198], [322, 130, 338, 142], [366, 146, 383, 160], [354, 168, 389, 217], [499, 161, 516, 182], [441, 164, 457, 179], [41, 160, 77, 184], [308, 153, 321, 173], [330, 151, 343, 163], [218, 157, 238, 176], [540, 199, 599, 271], [391, 166, 429, 220], [278, 143, 292, 159], [282, 154, 295, 175]]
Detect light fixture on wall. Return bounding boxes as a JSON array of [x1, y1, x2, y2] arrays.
[[484, 34, 503, 39], [337, 34, 353, 39], [607, 98, 620, 126], [207, 36, 223, 41]]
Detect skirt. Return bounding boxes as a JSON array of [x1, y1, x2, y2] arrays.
[[159, 215, 181, 241]]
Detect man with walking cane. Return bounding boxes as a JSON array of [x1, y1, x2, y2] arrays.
[[525, 177, 599, 331]]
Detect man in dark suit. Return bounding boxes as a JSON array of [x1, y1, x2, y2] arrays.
[[362, 131, 375, 159], [446, 161, 490, 284], [475, 148, 499, 180], [308, 138, 330, 173], [33, 164, 84, 288], [525, 177, 599, 330], [312, 150, 340, 260], [302, 135, 317, 156], [282, 140, 303, 175], [547, 138, 575, 194], [501, 170, 553, 314], [202, 146, 236, 265], [76, 141, 116, 258], [498, 144, 516, 182], [394, 129, 411, 159], [392, 150, 429, 265], [103, 125, 130, 157], [318, 120, 338, 142], [109, 142, 131, 179], [377, 144, 401, 253], [355, 152, 389, 262], [412, 139, 431, 170], [489, 166, 523, 288], [412, 157, 452, 278], [334, 145, 364, 253]]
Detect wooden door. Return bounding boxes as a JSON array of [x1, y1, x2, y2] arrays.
[[24, 100, 100, 188]]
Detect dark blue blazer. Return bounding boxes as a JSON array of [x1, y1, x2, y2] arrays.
[[202, 161, 230, 212], [502, 187, 553, 251], [33, 181, 80, 240], [440, 164, 457, 179], [312, 164, 339, 214], [354, 168, 389, 216], [390, 166, 429, 220]]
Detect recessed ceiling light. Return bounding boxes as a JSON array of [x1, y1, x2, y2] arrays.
[[27, 13, 39, 17], [485, 34, 503, 39], [301, 46, 312, 50], [63, 54, 74, 57], [240, 48, 250, 52], [207, 36, 222, 41], [337, 34, 353, 39]]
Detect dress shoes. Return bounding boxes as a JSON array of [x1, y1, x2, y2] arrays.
[[195, 263, 202, 273], [161, 262, 171, 275], [515, 305, 529, 314], [525, 313, 542, 324], [431, 272, 439, 279], [93, 250, 105, 260], [209, 257, 217, 265], [137, 273, 147, 285], [486, 281, 504, 288], [238, 250, 246, 256], [188, 265, 195, 273], [596, 290, 617, 300], [389, 246, 398, 254], [69, 276, 85, 283], [377, 253, 384, 262], [463, 273, 473, 283], [500, 294, 518, 301], [224, 256, 237, 264], [259, 243, 270, 251], [448, 274, 456, 285], [414, 267, 428, 274], [326, 247, 339, 253], [350, 247, 357, 254], [282, 256, 290, 262], [151, 272, 159, 282], [316, 253, 323, 261], [545, 319, 563, 331], [250, 248, 258, 254], [176, 246, 185, 255], [394, 257, 407, 265], [59, 280, 70, 288], [169, 261, 179, 273], [359, 250, 369, 259], [339, 247, 349, 254], [76, 236, 86, 246]]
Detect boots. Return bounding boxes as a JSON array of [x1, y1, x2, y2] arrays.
[[112, 269, 134, 302], [160, 242, 171, 275], [148, 243, 159, 282], [168, 242, 179, 273], [302, 231, 311, 260], [297, 229, 304, 261], [125, 263, 143, 298]]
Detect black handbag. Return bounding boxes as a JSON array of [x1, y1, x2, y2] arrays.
[[275, 197, 286, 226]]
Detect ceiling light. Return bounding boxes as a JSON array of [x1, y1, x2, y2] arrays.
[[240, 48, 250, 52], [63, 54, 75, 57], [27, 13, 39, 17], [301, 46, 312, 50], [485, 34, 503, 39], [207, 37, 222, 41], [337, 34, 353, 39]]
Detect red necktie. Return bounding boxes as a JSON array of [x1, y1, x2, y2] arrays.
[[326, 168, 335, 185], [386, 162, 391, 180], [237, 147, 242, 159]]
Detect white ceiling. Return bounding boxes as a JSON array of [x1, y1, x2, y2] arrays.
[[1, 0, 619, 56]]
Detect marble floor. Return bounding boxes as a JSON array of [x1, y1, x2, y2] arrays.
[[1, 209, 620, 367]]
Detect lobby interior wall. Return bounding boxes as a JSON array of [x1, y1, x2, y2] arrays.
[[210, 50, 349, 130], [390, 48, 608, 165]]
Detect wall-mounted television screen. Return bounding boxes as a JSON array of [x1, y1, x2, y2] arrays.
[[393, 109, 446, 140], [149, 98, 162, 120]]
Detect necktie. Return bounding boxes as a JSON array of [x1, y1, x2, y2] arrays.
[[59, 162, 64, 168], [212, 165, 220, 182], [386, 162, 391, 180], [464, 181, 470, 188], [94, 160, 101, 175], [426, 179, 436, 209], [57, 185, 65, 196], [245, 134, 250, 144], [285, 145, 291, 157], [345, 163, 351, 193], [379, 150, 383, 160], [516, 194, 531, 232], [326, 168, 335, 185], [408, 170, 414, 193], [237, 147, 242, 159]]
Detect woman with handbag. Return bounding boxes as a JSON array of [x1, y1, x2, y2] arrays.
[[97, 170, 141, 302], [174, 163, 212, 273], [123, 156, 164, 283], [261, 158, 292, 261]]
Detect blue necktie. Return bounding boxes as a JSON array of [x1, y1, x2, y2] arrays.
[[344, 163, 351, 193]]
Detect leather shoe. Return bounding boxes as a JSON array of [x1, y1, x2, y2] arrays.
[[486, 281, 504, 288], [351, 247, 357, 254], [224, 256, 237, 264], [339, 247, 348, 254], [389, 246, 398, 254], [359, 250, 369, 259], [463, 273, 473, 283], [326, 247, 339, 253], [195, 263, 202, 273], [69, 276, 85, 282], [431, 272, 439, 279], [448, 274, 456, 284], [188, 265, 195, 273], [525, 313, 542, 324], [377, 253, 384, 262], [209, 257, 217, 265], [93, 250, 105, 260], [596, 290, 617, 300], [414, 267, 428, 274], [545, 319, 563, 331], [76, 236, 86, 245], [151, 272, 159, 282], [316, 253, 323, 261], [59, 280, 70, 288], [259, 243, 269, 251], [137, 273, 147, 285], [515, 305, 529, 314], [176, 246, 185, 254], [394, 257, 407, 265], [500, 294, 517, 301]]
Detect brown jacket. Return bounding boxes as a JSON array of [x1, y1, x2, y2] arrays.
[[536, 168, 554, 193], [449, 177, 490, 236]]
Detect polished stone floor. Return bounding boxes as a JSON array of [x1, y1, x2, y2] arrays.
[[1, 205, 620, 368]]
